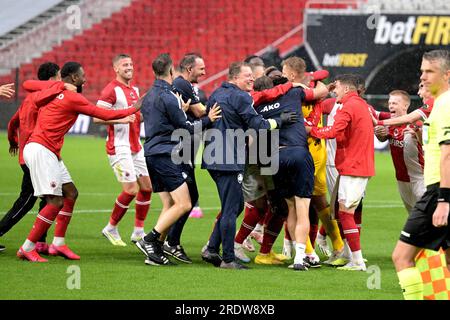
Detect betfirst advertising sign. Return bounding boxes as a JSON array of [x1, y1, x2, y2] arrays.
[[374, 15, 450, 45], [305, 13, 449, 75]]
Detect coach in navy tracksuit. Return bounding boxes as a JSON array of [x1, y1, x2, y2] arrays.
[[254, 76, 314, 271], [136, 53, 221, 266], [201, 62, 297, 269], [164, 53, 207, 262]]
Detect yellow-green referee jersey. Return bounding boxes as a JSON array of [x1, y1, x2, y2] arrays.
[[423, 89, 450, 186]]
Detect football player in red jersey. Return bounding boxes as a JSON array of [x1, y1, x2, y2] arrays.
[[95, 54, 152, 246]]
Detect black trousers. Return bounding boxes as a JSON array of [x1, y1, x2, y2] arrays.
[[0, 164, 47, 240]]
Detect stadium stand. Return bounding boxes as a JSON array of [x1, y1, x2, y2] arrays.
[[0, 0, 362, 102]]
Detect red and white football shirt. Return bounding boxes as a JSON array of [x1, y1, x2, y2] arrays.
[[97, 80, 142, 155], [388, 124, 424, 183]]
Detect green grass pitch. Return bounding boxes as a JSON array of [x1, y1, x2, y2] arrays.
[[0, 133, 406, 300]]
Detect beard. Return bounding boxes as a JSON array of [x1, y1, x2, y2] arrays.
[[77, 85, 83, 93]]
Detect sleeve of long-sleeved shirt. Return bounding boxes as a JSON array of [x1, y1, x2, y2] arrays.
[[310, 105, 352, 139], [7, 109, 20, 146], [305, 100, 323, 127], [165, 92, 210, 133], [22, 80, 56, 93], [33, 82, 66, 107], [69, 92, 138, 120], [378, 111, 391, 120], [173, 78, 200, 104], [251, 82, 293, 107], [320, 98, 337, 115], [368, 104, 390, 120], [236, 93, 276, 130]]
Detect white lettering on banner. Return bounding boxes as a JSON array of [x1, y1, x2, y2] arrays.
[[374, 15, 450, 45], [366, 0, 450, 11]]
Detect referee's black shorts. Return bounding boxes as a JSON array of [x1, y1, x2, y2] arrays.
[[399, 183, 450, 250]]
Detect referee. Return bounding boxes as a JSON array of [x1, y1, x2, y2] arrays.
[[392, 50, 450, 300], [201, 61, 298, 269]]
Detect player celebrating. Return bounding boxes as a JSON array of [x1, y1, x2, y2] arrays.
[[163, 53, 207, 263], [2, 63, 63, 254], [254, 75, 314, 271], [18, 62, 143, 262], [136, 53, 221, 266], [375, 90, 425, 213], [95, 54, 152, 246], [307, 74, 375, 271], [281, 57, 344, 266]]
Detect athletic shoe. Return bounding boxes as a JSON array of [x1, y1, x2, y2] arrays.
[[337, 261, 367, 271], [189, 206, 204, 218], [242, 236, 255, 252], [220, 260, 249, 270], [130, 231, 146, 244], [201, 249, 222, 267], [102, 227, 127, 247], [35, 242, 49, 255], [234, 243, 250, 263], [270, 251, 289, 262], [255, 253, 283, 265], [0, 244, 5, 252], [249, 229, 263, 244], [201, 243, 208, 255], [316, 235, 331, 258], [136, 239, 169, 265], [305, 254, 321, 268], [288, 263, 309, 271], [323, 249, 348, 266], [163, 242, 192, 264], [17, 247, 48, 262], [282, 239, 293, 259], [49, 244, 80, 260]]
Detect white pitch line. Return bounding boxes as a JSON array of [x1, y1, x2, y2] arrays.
[[0, 204, 406, 215]]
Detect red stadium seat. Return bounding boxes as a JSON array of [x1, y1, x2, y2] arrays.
[[4, 0, 332, 99]]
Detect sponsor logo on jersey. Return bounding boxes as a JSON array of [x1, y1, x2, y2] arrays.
[[374, 15, 450, 45], [259, 103, 281, 113]]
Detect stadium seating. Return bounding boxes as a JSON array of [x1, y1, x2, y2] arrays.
[[0, 0, 362, 101]]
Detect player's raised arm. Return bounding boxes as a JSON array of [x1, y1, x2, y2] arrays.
[[72, 93, 138, 121], [309, 106, 352, 139]]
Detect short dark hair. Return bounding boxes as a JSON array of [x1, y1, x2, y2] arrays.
[[152, 53, 173, 77], [334, 74, 360, 91], [253, 76, 274, 92], [228, 61, 251, 79], [179, 53, 203, 72], [244, 55, 264, 67], [37, 62, 60, 80], [61, 62, 82, 79], [113, 54, 131, 65], [423, 49, 450, 72]]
